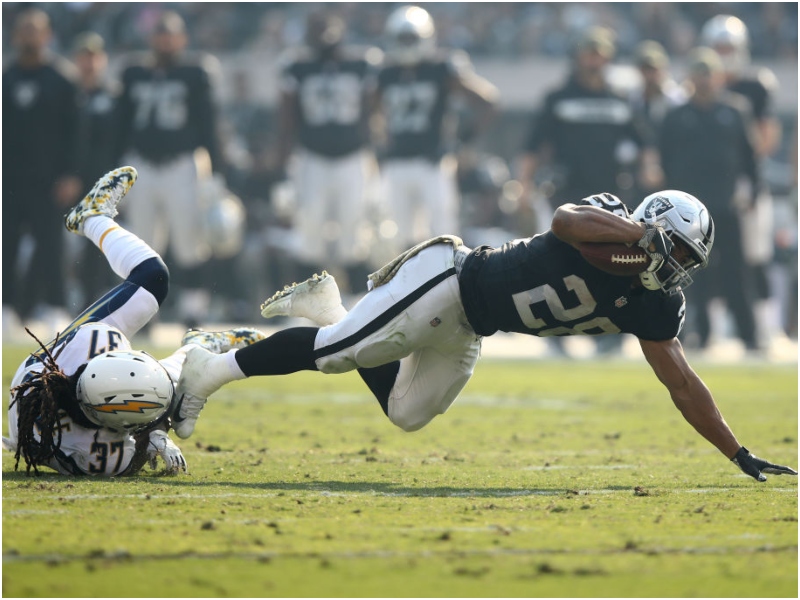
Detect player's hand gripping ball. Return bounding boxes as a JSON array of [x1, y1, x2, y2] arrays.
[[578, 242, 651, 276]]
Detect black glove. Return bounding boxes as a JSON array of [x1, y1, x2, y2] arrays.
[[732, 446, 798, 482], [637, 223, 674, 272]]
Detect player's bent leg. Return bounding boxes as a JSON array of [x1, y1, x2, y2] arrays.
[[387, 332, 480, 432], [314, 244, 461, 374], [65, 166, 138, 235], [62, 166, 169, 339]]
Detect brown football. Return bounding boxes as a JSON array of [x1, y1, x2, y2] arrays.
[[577, 242, 651, 276]]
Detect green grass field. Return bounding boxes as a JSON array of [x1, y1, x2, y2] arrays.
[[2, 343, 797, 597]]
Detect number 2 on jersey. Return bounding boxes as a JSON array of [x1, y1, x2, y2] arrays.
[[512, 275, 621, 336]]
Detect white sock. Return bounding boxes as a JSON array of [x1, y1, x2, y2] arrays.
[[222, 349, 247, 380], [83, 216, 160, 279]]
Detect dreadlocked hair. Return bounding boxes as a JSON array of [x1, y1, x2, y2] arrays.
[[10, 328, 83, 475]]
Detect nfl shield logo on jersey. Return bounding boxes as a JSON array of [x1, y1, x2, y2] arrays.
[[614, 296, 628, 308]]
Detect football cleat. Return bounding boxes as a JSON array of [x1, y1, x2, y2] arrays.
[[173, 346, 221, 439], [260, 271, 347, 326], [181, 327, 267, 354], [65, 166, 138, 234]]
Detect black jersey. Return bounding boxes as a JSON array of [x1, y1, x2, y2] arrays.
[[378, 50, 471, 160], [3, 55, 79, 186], [280, 45, 381, 157], [116, 52, 221, 166], [660, 92, 757, 211], [728, 68, 777, 121], [458, 197, 685, 341], [524, 76, 645, 200], [76, 82, 119, 186]]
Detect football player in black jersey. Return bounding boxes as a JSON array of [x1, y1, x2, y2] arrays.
[[372, 5, 499, 255], [176, 190, 796, 483], [115, 10, 224, 326], [276, 11, 383, 292], [71, 32, 119, 307], [660, 49, 760, 352], [3, 8, 82, 327], [701, 14, 785, 350]]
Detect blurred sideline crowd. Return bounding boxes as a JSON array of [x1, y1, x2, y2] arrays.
[[2, 2, 798, 59], [3, 2, 798, 360]]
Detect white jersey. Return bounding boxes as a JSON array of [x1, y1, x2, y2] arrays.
[[7, 322, 184, 476]]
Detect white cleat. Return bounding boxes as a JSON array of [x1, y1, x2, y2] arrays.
[[260, 271, 347, 327], [65, 166, 138, 234], [173, 346, 224, 439], [181, 327, 267, 354]]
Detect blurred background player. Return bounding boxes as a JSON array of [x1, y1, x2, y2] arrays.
[[3, 8, 81, 331], [115, 10, 224, 327], [660, 48, 759, 353], [518, 26, 652, 223], [517, 26, 651, 355], [628, 40, 686, 199], [276, 10, 382, 294], [69, 32, 119, 308], [701, 14, 786, 351], [373, 5, 499, 255]]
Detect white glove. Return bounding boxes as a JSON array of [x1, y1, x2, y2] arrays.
[[147, 430, 187, 474]]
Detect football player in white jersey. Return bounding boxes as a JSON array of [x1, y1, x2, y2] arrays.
[[3, 167, 265, 476]]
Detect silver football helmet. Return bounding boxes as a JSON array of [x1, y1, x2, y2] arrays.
[[385, 5, 436, 66], [76, 351, 174, 431], [199, 175, 246, 260], [631, 190, 715, 295], [700, 14, 750, 75]]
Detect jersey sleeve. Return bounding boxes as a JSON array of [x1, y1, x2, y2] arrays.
[[634, 292, 686, 341], [523, 92, 557, 154], [578, 193, 631, 218]]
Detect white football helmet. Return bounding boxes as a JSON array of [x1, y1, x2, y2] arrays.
[[385, 5, 436, 66], [200, 175, 246, 259], [700, 14, 750, 75], [631, 190, 715, 295], [76, 351, 174, 431]]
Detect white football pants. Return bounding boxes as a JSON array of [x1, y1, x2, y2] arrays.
[[314, 244, 482, 432], [120, 153, 211, 268], [291, 148, 377, 266], [381, 156, 460, 254]]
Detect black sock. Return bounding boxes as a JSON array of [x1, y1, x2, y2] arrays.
[[358, 361, 400, 416], [235, 327, 320, 376]]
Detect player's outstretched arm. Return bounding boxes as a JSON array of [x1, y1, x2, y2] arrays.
[[639, 337, 797, 482]]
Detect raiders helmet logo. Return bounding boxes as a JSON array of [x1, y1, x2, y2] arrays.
[[644, 196, 674, 219]]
